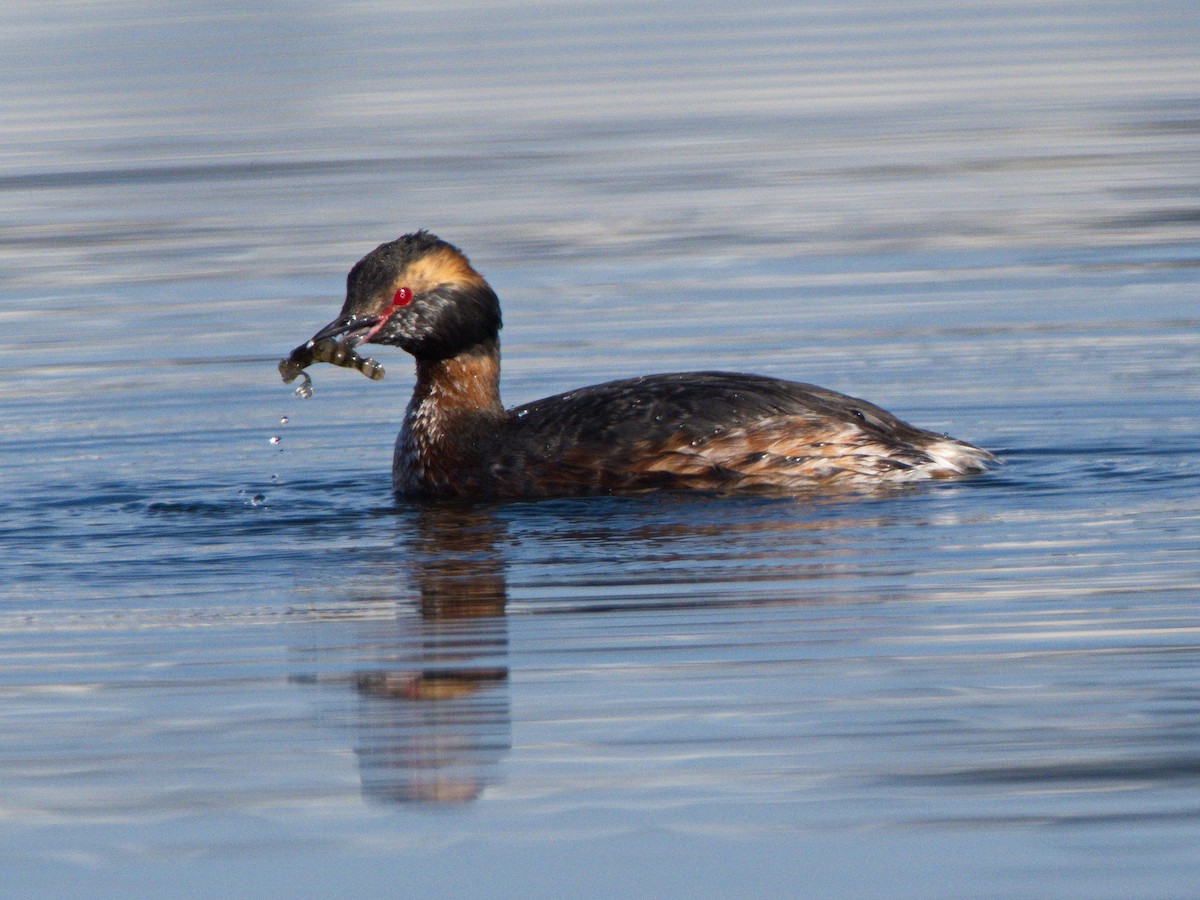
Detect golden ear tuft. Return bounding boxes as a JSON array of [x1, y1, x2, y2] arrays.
[[400, 246, 486, 295]]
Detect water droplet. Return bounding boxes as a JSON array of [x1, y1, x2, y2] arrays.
[[269, 436, 281, 445], [250, 494, 265, 506], [293, 372, 313, 398], [279, 415, 289, 425]]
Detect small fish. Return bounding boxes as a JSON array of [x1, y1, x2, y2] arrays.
[[278, 338, 385, 398]]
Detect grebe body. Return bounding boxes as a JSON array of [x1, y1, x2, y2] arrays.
[[297, 232, 995, 500]]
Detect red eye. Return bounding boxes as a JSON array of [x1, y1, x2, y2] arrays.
[[392, 287, 413, 308]]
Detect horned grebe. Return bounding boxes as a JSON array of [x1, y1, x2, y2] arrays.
[[285, 231, 995, 499]]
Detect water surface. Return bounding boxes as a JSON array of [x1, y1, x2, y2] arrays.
[[2, 2, 1199, 897]]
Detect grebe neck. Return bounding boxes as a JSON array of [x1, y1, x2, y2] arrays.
[[394, 339, 504, 496]]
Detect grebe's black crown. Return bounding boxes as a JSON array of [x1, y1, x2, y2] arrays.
[[344, 231, 447, 306]]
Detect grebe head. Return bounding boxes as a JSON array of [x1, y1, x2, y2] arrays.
[[309, 231, 501, 360]]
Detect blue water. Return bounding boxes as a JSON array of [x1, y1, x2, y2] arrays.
[[2, 2, 1200, 897]]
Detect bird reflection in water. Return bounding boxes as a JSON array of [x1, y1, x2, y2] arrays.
[[303, 496, 913, 805], [344, 504, 511, 806]]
